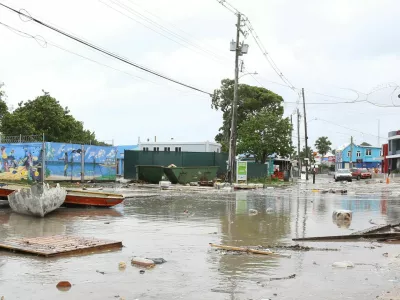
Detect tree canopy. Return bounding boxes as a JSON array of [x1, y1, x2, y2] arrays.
[[0, 90, 106, 145], [237, 109, 292, 163], [299, 146, 313, 161], [314, 136, 332, 156], [212, 78, 285, 152]]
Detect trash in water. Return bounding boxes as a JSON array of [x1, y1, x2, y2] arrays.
[[118, 262, 127, 270], [266, 208, 273, 213], [383, 252, 389, 257], [139, 270, 145, 274], [268, 274, 296, 281], [131, 257, 156, 268], [146, 258, 167, 265], [332, 261, 355, 268], [56, 281, 72, 291], [249, 209, 258, 216], [96, 270, 106, 275]]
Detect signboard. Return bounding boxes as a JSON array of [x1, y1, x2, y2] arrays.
[[237, 161, 248, 183]]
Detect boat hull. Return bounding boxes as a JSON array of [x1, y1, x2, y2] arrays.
[[8, 184, 66, 217], [64, 190, 124, 207]]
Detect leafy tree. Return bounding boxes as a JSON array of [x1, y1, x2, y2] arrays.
[[212, 79, 285, 152], [332, 149, 336, 155], [1, 91, 105, 144], [299, 146, 313, 161], [237, 109, 293, 163], [0, 82, 9, 122], [314, 136, 332, 156]]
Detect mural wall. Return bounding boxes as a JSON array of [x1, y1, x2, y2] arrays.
[[0, 142, 117, 182]]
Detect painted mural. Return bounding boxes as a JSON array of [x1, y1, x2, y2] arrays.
[[0, 142, 117, 182], [45, 143, 117, 181], [0, 143, 43, 181]]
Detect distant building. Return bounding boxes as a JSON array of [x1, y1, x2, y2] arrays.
[[336, 143, 381, 169], [387, 130, 400, 172], [138, 140, 221, 153]]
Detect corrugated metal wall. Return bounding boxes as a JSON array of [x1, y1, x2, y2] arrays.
[[124, 151, 228, 179]]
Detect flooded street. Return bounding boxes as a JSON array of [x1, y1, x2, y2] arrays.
[[1, 177, 400, 299]]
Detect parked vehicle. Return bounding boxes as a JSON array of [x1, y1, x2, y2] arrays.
[[334, 169, 353, 182], [351, 168, 372, 180]]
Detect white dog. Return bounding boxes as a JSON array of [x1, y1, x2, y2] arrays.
[[332, 209, 352, 221]]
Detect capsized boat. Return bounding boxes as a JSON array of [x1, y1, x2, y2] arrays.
[[8, 183, 66, 217], [64, 190, 124, 207]]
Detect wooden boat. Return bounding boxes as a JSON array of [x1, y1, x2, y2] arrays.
[[0, 184, 27, 199], [64, 190, 124, 207], [8, 184, 66, 217]]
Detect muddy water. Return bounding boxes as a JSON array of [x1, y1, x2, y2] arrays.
[[1, 179, 400, 299]]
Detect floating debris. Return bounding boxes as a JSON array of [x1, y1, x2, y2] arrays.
[[209, 243, 289, 258], [118, 262, 126, 270], [131, 257, 156, 268], [56, 281, 72, 291], [268, 274, 296, 281], [332, 261, 355, 268]]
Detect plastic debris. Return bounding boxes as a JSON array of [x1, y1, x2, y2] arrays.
[[139, 270, 145, 274], [266, 208, 274, 213], [249, 209, 258, 216], [146, 258, 167, 265], [332, 261, 355, 268], [118, 262, 127, 270], [131, 257, 156, 268]]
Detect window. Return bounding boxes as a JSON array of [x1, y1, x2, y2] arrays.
[[164, 147, 171, 152], [175, 147, 182, 152], [366, 149, 372, 156], [143, 147, 149, 152], [217, 148, 220, 153], [356, 151, 361, 157], [347, 151, 351, 157], [380, 150, 383, 156], [153, 147, 159, 152]]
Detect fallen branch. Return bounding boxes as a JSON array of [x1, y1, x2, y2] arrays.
[[209, 243, 289, 258]]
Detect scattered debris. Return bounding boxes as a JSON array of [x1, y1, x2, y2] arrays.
[[209, 243, 289, 258], [146, 258, 167, 265], [56, 281, 72, 291], [293, 232, 400, 242], [383, 252, 389, 257], [332, 261, 355, 268], [104, 222, 110, 224], [332, 209, 352, 221], [268, 274, 296, 281], [352, 222, 400, 235], [249, 209, 258, 216], [0, 235, 122, 257], [139, 270, 145, 274], [266, 208, 274, 213], [96, 270, 106, 275], [261, 244, 339, 252], [131, 257, 156, 268], [119, 262, 126, 270]]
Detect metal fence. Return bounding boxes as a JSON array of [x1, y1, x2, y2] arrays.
[[124, 151, 228, 179]]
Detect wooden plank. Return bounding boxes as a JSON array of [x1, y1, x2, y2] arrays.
[[0, 235, 122, 257], [292, 233, 400, 242], [351, 222, 400, 235]]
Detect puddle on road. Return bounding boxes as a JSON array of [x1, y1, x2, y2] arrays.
[[0, 180, 399, 299]]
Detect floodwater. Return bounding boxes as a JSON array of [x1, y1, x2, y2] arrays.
[[1, 177, 400, 299]]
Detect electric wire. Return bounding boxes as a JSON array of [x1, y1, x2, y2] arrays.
[[0, 2, 212, 96]]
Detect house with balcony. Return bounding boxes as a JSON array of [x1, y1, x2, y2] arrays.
[[387, 130, 400, 172], [336, 143, 381, 169]]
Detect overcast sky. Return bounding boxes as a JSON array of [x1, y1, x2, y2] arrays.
[[0, 0, 399, 149]]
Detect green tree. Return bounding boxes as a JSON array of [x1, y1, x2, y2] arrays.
[[212, 79, 285, 152], [299, 146, 313, 160], [1, 91, 105, 144], [237, 109, 293, 163], [0, 82, 9, 122], [314, 136, 332, 156]]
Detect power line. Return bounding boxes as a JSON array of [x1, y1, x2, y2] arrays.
[[0, 2, 212, 96], [0, 21, 209, 99], [100, 0, 229, 64]]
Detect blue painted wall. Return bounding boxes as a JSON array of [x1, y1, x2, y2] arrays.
[[0, 142, 117, 181], [340, 144, 381, 168]]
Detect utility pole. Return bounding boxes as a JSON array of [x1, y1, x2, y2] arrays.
[[297, 108, 301, 178], [302, 88, 309, 180], [228, 13, 241, 184], [378, 119, 380, 147], [350, 136, 353, 169]]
